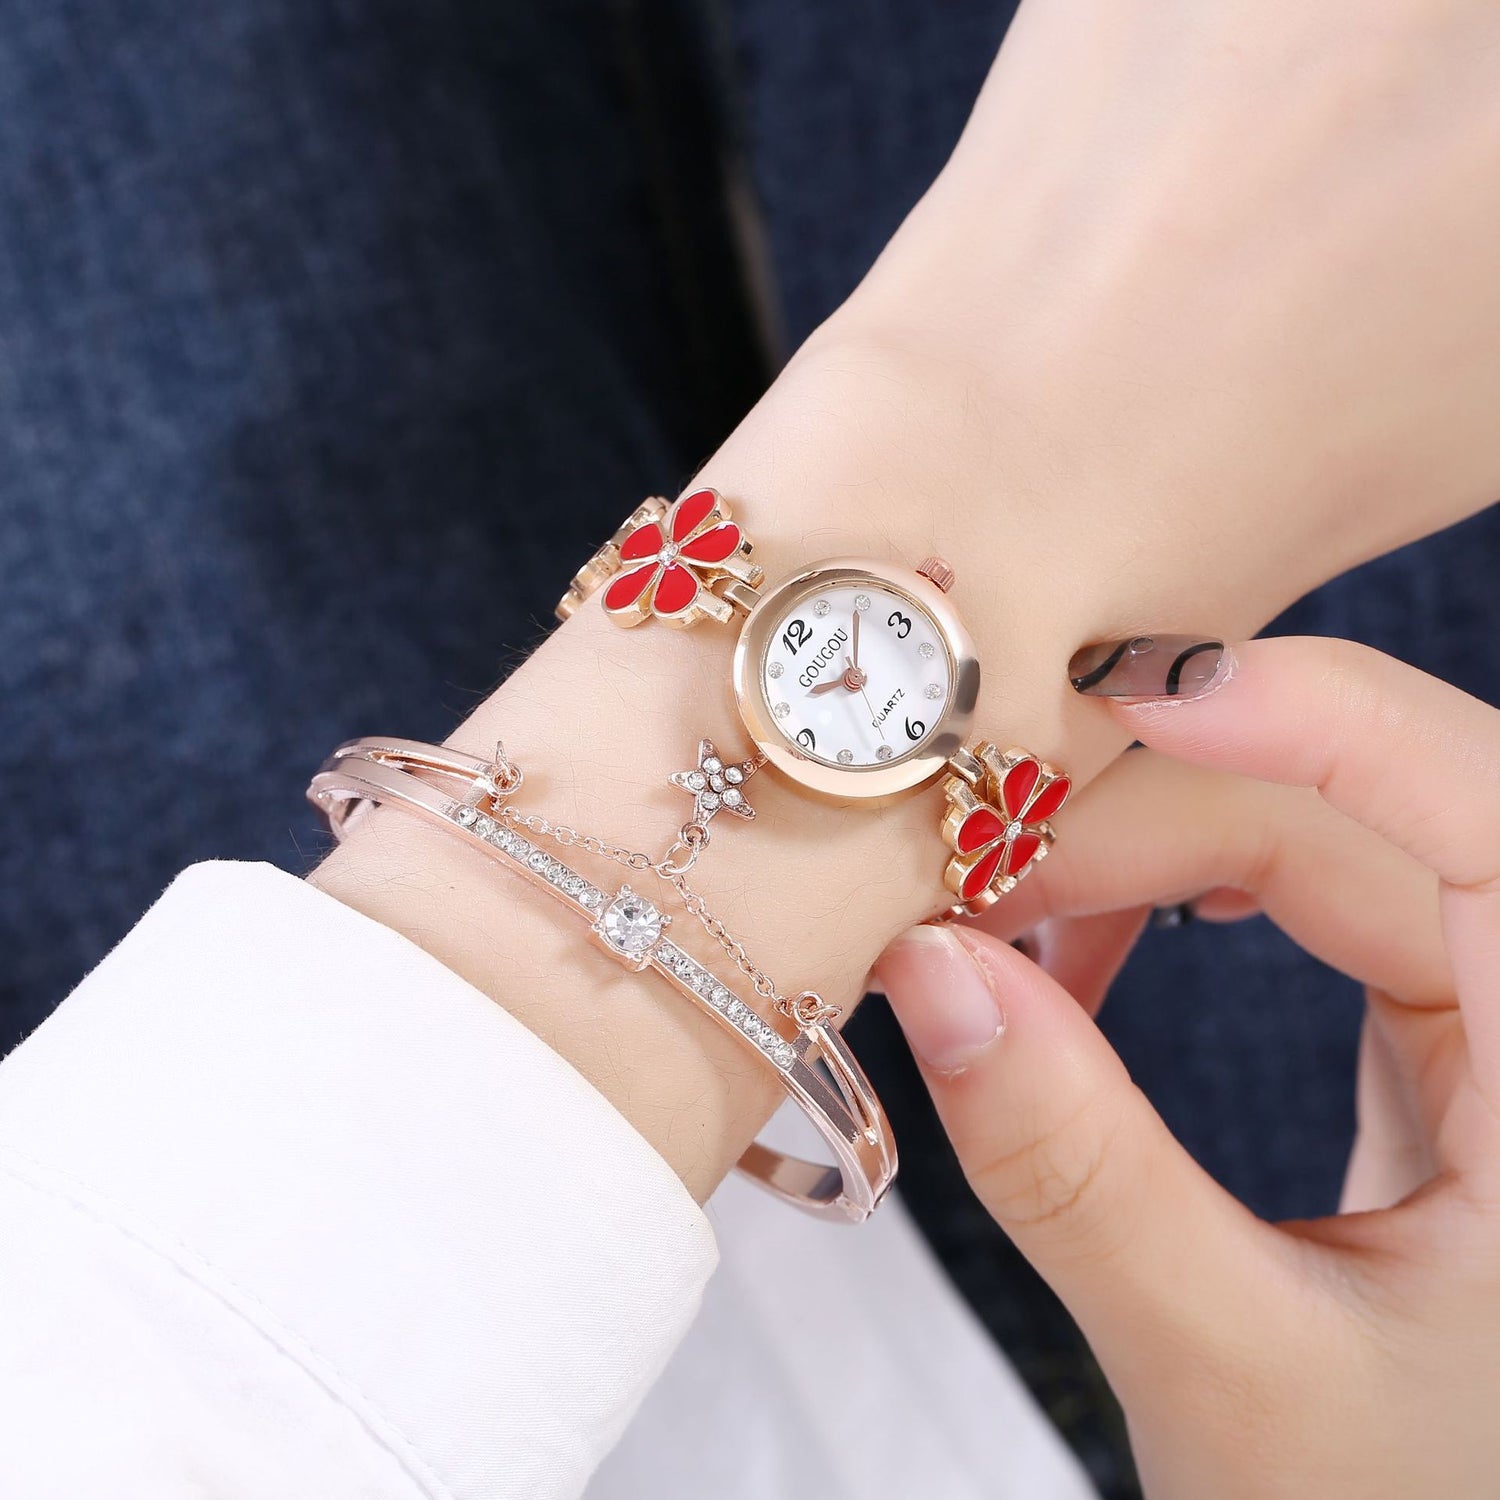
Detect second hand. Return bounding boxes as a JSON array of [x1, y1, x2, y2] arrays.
[[849, 609, 884, 741]]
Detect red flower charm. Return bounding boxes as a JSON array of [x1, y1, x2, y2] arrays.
[[602, 488, 747, 625], [944, 751, 1071, 907]]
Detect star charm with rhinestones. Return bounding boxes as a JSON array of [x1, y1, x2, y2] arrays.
[[669, 738, 761, 828]]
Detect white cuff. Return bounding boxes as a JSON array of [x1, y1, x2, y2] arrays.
[[0, 860, 717, 1500]]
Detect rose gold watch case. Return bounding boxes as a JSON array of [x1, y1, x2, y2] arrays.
[[731, 558, 981, 804]]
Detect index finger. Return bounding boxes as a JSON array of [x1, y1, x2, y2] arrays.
[[1112, 636, 1500, 1088]]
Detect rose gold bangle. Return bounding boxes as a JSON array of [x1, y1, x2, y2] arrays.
[[308, 738, 897, 1224]]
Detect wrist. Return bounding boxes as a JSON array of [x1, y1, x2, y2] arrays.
[[310, 320, 1229, 1203]]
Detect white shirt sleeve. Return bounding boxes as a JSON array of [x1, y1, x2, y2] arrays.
[[0, 860, 718, 1500]]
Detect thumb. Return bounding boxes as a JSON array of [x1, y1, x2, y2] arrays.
[[876, 923, 1290, 1393]]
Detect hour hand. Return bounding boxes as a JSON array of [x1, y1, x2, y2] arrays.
[[807, 677, 846, 696]]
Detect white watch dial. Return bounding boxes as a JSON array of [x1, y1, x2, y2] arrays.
[[759, 582, 954, 769]]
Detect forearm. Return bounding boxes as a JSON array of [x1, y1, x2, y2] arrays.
[[308, 326, 1295, 1202]]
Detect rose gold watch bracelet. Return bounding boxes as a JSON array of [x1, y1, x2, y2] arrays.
[[308, 737, 898, 1224]]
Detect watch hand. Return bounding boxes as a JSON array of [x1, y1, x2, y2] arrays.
[[807, 658, 868, 696], [851, 606, 861, 670]]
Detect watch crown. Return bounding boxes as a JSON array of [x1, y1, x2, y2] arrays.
[[916, 555, 955, 593]]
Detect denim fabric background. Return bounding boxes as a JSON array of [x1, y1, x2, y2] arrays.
[[1, 4, 1496, 1495]]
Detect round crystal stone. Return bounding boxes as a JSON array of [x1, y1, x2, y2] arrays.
[[918, 641, 936, 659], [875, 745, 893, 762], [703, 756, 721, 773], [725, 766, 743, 784], [925, 682, 943, 700], [837, 749, 854, 764], [601, 891, 664, 956], [853, 593, 871, 612], [767, 661, 784, 679], [455, 806, 478, 827], [813, 599, 830, 617], [1004, 820, 1024, 841], [708, 773, 724, 790], [723, 788, 742, 806], [701, 791, 721, 811], [659, 542, 679, 562], [686, 771, 705, 790]]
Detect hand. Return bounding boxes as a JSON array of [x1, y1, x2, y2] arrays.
[[876, 637, 1500, 1496], [807, 661, 865, 697]]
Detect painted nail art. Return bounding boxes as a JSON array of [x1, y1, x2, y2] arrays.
[[1068, 635, 1228, 699]]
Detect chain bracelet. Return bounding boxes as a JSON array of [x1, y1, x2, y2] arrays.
[[483, 745, 839, 1026]]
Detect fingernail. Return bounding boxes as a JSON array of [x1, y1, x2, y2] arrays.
[[877, 923, 1005, 1074], [1069, 635, 1231, 700]]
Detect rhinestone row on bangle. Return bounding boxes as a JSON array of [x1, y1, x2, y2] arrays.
[[453, 803, 798, 1072]]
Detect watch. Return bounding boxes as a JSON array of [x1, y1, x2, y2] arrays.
[[557, 487, 1070, 915]]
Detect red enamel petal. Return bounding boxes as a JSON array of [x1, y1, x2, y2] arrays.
[[652, 563, 700, 615], [603, 562, 660, 611], [961, 844, 1006, 902], [1001, 759, 1040, 819], [670, 488, 718, 542], [957, 806, 1005, 854], [619, 521, 664, 563], [1025, 775, 1070, 823], [1000, 831, 1042, 877], [679, 522, 741, 564]]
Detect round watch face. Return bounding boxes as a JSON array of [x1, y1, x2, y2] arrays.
[[732, 560, 980, 801]]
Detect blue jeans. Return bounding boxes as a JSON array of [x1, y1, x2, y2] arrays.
[[2, 3, 1496, 1494]]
